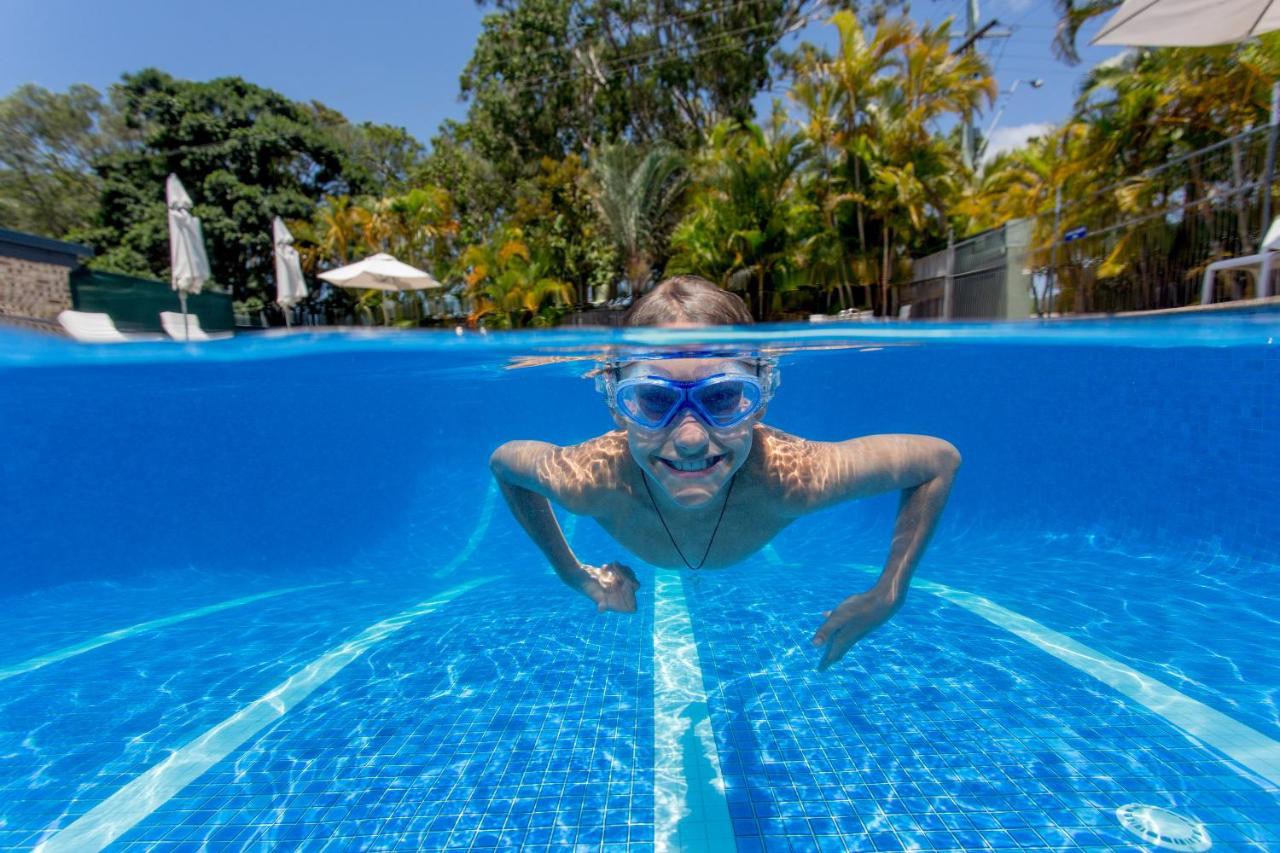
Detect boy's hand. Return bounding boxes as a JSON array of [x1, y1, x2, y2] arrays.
[[811, 588, 901, 671], [580, 562, 640, 613]]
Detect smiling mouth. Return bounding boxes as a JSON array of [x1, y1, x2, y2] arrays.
[[659, 454, 725, 476]]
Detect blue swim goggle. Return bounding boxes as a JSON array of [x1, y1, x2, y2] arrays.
[[609, 372, 767, 430]]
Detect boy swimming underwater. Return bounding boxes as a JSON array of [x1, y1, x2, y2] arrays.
[[489, 276, 960, 670]]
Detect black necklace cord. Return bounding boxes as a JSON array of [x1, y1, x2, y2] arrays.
[[641, 466, 738, 570]]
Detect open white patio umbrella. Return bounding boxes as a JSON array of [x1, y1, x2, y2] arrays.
[[316, 253, 441, 292], [1094, 0, 1280, 47], [272, 217, 308, 327], [318, 253, 441, 325], [166, 174, 212, 341]]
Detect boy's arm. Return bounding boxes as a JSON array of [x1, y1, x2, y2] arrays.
[[780, 433, 960, 670], [489, 439, 638, 613]]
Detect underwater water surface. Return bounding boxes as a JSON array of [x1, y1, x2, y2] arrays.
[[0, 318, 1277, 852]]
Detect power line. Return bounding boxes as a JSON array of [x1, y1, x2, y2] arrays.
[[474, 0, 826, 88], [473, 8, 822, 101], [559, 0, 796, 40]]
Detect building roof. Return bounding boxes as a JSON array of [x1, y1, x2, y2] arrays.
[[0, 228, 94, 268]]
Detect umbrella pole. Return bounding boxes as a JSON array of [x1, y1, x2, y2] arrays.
[[179, 290, 190, 341]]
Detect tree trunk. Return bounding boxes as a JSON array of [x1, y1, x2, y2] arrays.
[[880, 227, 891, 317], [757, 268, 766, 322], [854, 159, 867, 251]]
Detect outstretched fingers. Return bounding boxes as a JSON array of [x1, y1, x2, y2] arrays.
[[810, 610, 839, 647]]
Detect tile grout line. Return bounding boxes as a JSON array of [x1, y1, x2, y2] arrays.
[[0, 582, 340, 682], [35, 576, 496, 853], [653, 570, 736, 853]]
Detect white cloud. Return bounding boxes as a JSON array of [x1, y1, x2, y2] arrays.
[[983, 122, 1053, 162]]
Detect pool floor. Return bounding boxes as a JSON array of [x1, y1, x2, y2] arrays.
[[1, 515, 1278, 852]]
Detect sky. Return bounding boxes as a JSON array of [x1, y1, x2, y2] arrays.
[[2, 0, 1123, 158]]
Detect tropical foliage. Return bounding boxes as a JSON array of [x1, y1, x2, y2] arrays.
[[968, 32, 1280, 311], [590, 143, 686, 295], [4, 0, 1266, 323], [462, 229, 576, 327]]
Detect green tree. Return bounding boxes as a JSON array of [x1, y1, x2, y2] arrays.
[[968, 36, 1280, 311], [1050, 0, 1121, 65], [509, 154, 618, 306], [0, 84, 126, 238], [668, 113, 813, 320], [589, 143, 686, 295], [462, 228, 576, 327], [786, 12, 993, 312], [74, 69, 395, 300], [458, 0, 825, 181]]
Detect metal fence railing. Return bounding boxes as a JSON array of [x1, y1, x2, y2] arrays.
[[1030, 125, 1280, 314]]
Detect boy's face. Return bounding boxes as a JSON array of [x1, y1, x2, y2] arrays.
[[615, 357, 763, 508]]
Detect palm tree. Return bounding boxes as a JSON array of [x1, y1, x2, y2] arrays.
[[388, 186, 459, 269], [589, 144, 687, 297], [824, 11, 911, 253], [313, 195, 360, 265], [668, 114, 813, 321], [1050, 0, 1122, 64], [462, 229, 575, 327]]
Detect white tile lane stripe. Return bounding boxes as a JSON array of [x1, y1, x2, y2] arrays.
[[35, 576, 495, 853], [432, 481, 499, 579], [920, 578, 1280, 789], [653, 571, 736, 853], [835, 564, 1280, 791], [0, 582, 337, 682]]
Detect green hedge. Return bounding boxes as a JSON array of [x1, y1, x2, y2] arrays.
[[70, 269, 235, 333]]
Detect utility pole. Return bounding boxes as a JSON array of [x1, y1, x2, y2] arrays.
[[961, 0, 979, 171], [952, 4, 1007, 171]]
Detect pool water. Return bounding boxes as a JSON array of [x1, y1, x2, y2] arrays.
[[0, 318, 1277, 852]]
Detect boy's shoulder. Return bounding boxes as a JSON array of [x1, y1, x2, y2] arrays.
[[750, 425, 841, 514], [543, 431, 634, 515]]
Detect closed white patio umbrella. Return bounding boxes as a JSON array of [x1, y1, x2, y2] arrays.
[[1094, 0, 1280, 46], [166, 174, 213, 341], [273, 217, 308, 327]]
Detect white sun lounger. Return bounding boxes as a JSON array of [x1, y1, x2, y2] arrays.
[[1200, 217, 1280, 305], [57, 310, 136, 343], [159, 311, 233, 341]]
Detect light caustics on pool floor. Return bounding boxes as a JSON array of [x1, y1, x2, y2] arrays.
[[0, 582, 337, 683], [3, 537, 1277, 850], [35, 578, 496, 852]]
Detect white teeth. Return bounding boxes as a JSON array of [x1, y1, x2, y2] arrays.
[[665, 455, 720, 472]]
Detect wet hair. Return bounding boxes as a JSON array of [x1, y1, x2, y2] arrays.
[[622, 275, 753, 327]]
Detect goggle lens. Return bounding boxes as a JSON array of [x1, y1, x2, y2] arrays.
[[620, 384, 682, 425], [613, 374, 764, 429], [694, 381, 756, 422]]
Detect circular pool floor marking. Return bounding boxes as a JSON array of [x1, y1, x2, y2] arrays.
[[1116, 804, 1212, 851]]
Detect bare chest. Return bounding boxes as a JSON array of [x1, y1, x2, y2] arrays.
[[593, 488, 790, 570]]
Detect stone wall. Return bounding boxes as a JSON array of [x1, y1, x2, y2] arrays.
[[0, 255, 73, 320]]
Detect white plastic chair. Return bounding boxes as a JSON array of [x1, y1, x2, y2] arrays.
[[1200, 217, 1280, 305], [159, 311, 232, 341], [57, 310, 133, 343]]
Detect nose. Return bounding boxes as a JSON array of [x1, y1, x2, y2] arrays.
[[669, 410, 710, 456]]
